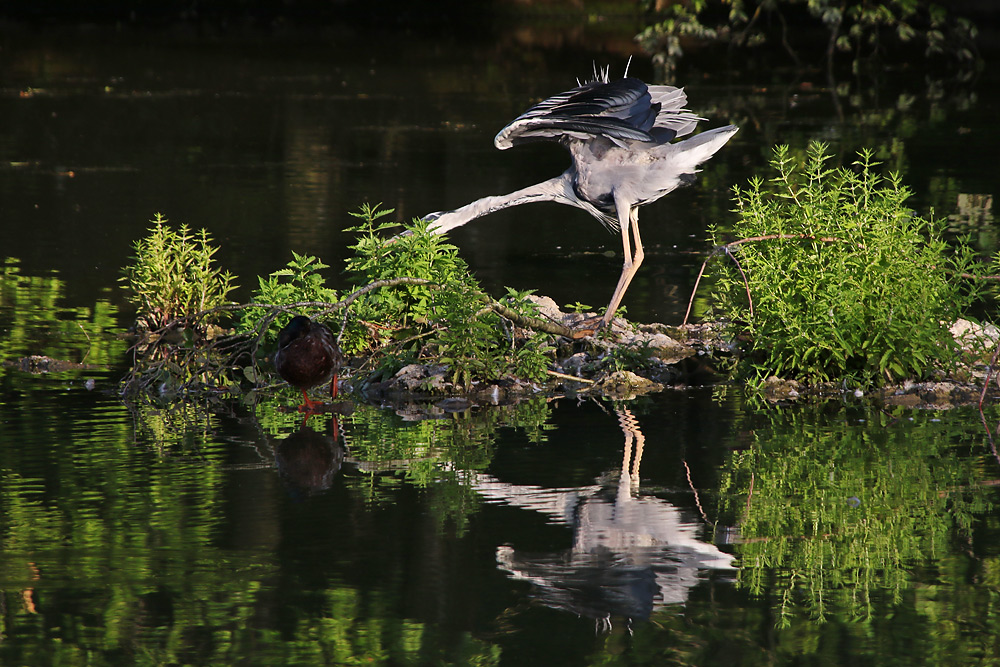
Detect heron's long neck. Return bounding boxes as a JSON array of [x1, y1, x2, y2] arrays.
[[426, 175, 574, 234]]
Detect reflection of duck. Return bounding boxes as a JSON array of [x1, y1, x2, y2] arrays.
[[467, 406, 734, 629], [275, 418, 345, 496], [274, 315, 344, 412]]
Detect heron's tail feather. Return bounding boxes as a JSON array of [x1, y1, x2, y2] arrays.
[[672, 125, 738, 172]]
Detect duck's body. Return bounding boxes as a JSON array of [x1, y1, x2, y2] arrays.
[[274, 315, 343, 411]]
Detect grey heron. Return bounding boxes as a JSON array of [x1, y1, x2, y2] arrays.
[[423, 67, 738, 329]]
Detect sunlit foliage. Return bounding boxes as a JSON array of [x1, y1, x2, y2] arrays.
[[120, 213, 237, 330], [710, 142, 978, 386]]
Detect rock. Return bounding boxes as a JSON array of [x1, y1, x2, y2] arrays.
[[644, 332, 695, 364], [763, 376, 801, 402], [524, 295, 591, 329], [951, 318, 1000, 358], [593, 370, 663, 400], [385, 363, 448, 393]]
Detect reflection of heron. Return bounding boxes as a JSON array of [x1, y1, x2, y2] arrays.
[[274, 315, 343, 412], [465, 406, 734, 629], [424, 67, 738, 328]]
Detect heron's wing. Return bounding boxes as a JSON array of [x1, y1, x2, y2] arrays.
[[495, 77, 660, 149], [647, 85, 705, 140]]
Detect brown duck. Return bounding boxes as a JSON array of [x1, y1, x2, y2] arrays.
[[274, 315, 343, 412]]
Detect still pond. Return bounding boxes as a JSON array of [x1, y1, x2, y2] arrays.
[[1, 16, 999, 665]]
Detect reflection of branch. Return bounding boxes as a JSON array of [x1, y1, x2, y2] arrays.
[[683, 460, 708, 523]]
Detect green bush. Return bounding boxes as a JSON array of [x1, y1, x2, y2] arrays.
[[120, 213, 237, 330], [239, 252, 339, 342], [344, 205, 554, 387], [710, 142, 977, 387]]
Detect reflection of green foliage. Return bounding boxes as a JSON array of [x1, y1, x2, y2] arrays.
[[0, 382, 518, 664], [120, 213, 237, 330], [338, 400, 550, 532], [0, 388, 274, 664], [711, 142, 978, 386], [264, 587, 500, 665], [719, 406, 992, 628], [255, 396, 552, 533], [0, 257, 125, 374]]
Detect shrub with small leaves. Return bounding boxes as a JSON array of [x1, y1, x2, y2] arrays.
[[710, 142, 978, 387], [120, 213, 237, 330], [345, 204, 555, 388], [345, 204, 472, 328], [239, 252, 340, 342]]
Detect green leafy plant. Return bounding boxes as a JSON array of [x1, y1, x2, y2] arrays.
[[497, 288, 555, 384], [432, 281, 499, 387], [345, 204, 470, 327], [239, 252, 339, 341], [343, 205, 556, 389], [120, 213, 237, 330], [563, 301, 594, 314], [710, 142, 978, 387]]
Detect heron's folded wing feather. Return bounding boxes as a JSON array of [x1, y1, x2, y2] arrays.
[[497, 116, 654, 147], [495, 77, 659, 148]]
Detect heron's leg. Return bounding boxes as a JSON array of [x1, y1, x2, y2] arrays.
[[603, 206, 643, 326]]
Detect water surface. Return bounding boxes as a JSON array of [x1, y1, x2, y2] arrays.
[[1, 17, 999, 665]]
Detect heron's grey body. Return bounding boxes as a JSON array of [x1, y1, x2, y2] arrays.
[[425, 70, 738, 327]]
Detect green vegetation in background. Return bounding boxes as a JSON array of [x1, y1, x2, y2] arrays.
[[637, 0, 979, 77], [709, 142, 979, 387]]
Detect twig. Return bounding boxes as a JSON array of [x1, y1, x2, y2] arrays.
[[546, 369, 595, 384], [725, 233, 865, 249], [490, 302, 575, 337], [682, 257, 710, 326], [726, 247, 754, 320], [683, 232, 866, 326]]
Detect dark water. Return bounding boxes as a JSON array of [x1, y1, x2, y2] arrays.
[[2, 15, 1000, 665]]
